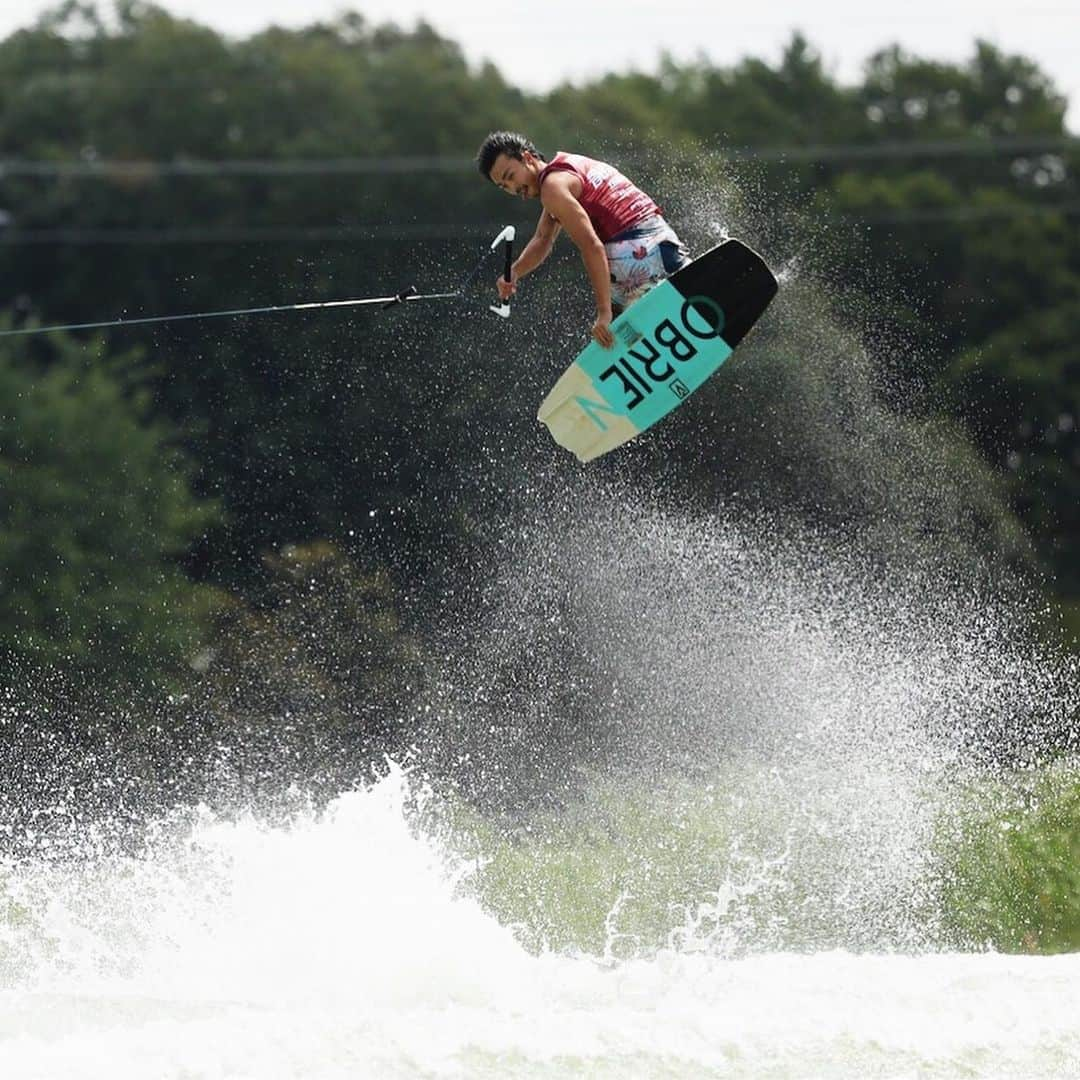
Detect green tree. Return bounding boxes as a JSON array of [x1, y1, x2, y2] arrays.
[[193, 540, 425, 772], [0, 327, 220, 683]]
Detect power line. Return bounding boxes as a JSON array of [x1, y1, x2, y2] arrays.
[[0, 156, 474, 178], [0, 136, 1075, 179], [725, 135, 1077, 163], [0, 202, 1075, 247], [0, 222, 500, 245], [835, 200, 1080, 224]]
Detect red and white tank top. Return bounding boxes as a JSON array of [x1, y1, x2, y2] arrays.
[[538, 152, 660, 242]]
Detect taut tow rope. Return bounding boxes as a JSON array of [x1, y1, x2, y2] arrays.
[[0, 226, 516, 339]]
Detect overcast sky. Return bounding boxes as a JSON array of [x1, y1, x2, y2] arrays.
[[2, 1, 1076, 130]]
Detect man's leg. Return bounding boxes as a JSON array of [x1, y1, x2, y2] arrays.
[[605, 219, 691, 310]]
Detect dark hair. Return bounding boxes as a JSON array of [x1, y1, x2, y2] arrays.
[[475, 131, 541, 179]]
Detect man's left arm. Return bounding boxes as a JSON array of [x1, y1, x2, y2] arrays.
[[541, 175, 615, 348]]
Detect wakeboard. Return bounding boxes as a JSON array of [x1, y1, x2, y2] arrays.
[[537, 238, 778, 462]]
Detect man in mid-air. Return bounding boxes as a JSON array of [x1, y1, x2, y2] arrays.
[[476, 132, 690, 349]]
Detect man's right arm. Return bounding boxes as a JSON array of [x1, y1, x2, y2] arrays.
[[497, 211, 561, 298]]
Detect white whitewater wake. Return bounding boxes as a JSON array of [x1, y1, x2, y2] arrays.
[[2, 766, 1079, 1080]]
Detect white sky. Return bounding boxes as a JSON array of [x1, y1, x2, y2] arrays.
[[2, 1, 1077, 131]]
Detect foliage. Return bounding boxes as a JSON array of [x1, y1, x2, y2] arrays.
[[194, 540, 425, 755], [936, 766, 1080, 954], [0, 326, 219, 682]]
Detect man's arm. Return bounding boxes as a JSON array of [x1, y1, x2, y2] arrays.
[[497, 210, 561, 301], [540, 173, 614, 347], [515, 210, 561, 279]]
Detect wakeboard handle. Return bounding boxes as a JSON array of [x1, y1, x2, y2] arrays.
[[489, 225, 515, 318]]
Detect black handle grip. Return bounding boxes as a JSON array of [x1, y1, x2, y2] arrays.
[[502, 239, 514, 283]]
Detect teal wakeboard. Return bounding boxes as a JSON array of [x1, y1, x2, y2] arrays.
[[538, 238, 778, 462]]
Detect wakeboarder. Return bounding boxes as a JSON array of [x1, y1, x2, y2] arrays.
[[476, 132, 690, 349]]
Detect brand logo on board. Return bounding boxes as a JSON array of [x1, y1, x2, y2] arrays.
[[595, 295, 726, 414]]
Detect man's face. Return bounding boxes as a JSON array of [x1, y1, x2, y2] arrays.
[[490, 151, 541, 199]]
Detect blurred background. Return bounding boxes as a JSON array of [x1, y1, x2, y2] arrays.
[[1, 0, 1079, 970]]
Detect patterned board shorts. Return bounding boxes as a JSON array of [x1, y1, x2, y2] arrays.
[[605, 216, 692, 310]]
